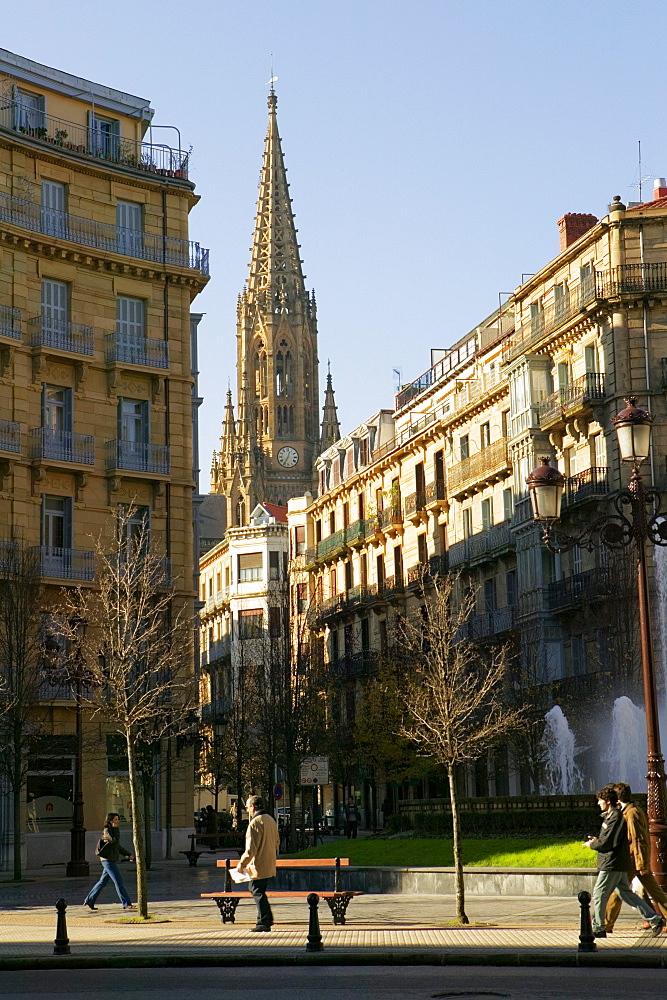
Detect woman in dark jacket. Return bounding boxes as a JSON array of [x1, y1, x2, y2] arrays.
[[83, 812, 135, 910]]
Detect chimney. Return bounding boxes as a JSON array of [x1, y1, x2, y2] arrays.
[[557, 213, 599, 252], [653, 178, 667, 200]]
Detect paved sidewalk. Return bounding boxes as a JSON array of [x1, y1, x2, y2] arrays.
[[2, 858, 666, 969]]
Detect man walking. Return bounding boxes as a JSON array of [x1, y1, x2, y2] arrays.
[[585, 786, 664, 938], [237, 794, 280, 933], [606, 782, 667, 932]]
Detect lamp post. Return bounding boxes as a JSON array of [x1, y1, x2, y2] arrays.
[[527, 397, 667, 886], [66, 616, 89, 878]]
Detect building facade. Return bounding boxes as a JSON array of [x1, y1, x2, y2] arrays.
[[289, 188, 667, 818], [0, 48, 209, 868]]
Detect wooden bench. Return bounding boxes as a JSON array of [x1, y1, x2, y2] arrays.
[[201, 857, 362, 926], [181, 833, 241, 867]]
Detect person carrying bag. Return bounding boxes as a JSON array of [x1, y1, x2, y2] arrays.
[[83, 812, 135, 911]]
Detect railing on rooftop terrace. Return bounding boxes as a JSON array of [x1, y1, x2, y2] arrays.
[[0, 102, 190, 178], [395, 335, 477, 410], [502, 275, 597, 362], [0, 192, 209, 274]]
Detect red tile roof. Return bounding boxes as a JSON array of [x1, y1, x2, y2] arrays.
[[260, 502, 288, 523], [627, 195, 667, 212]]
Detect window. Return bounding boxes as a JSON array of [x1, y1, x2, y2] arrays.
[[460, 434, 469, 461], [434, 449, 444, 486], [237, 609, 263, 639], [42, 385, 72, 434], [342, 503, 349, 529], [41, 181, 66, 238], [553, 280, 569, 321], [530, 297, 544, 333], [120, 505, 150, 556], [503, 487, 513, 521], [344, 561, 352, 592], [417, 533, 428, 565], [393, 546, 403, 583], [557, 362, 570, 389], [593, 433, 606, 468], [116, 296, 146, 356], [269, 550, 280, 581], [41, 495, 72, 550], [14, 88, 45, 131], [238, 552, 263, 583], [484, 578, 496, 613], [329, 512, 335, 535], [89, 112, 120, 158], [116, 201, 143, 257], [379, 619, 387, 653], [462, 507, 472, 539], [357, 492, 365, 521], [572, 544, 583, 576], [481, 498, 493, 531], [360, 552, 367, 587], [361, 618, 370, 652], [297, 583, 308, 615], [584, 344, 598, 374], [41, 278, 68, 336], [376, 555, 384, 586], [415, 461, 425, 494], [268, 606, 282, 638], [505, 570, 517, 608], [330, 567, 337, 596], [331, 629, 339, 662], [359, 438, 369, 467], [27, 735, 76, 832], [293, 525, 306, 556], [315, 520, 322, 544], [480, 423, 490, 450]]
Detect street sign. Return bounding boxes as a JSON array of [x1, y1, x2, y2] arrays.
[[300, 756, 329, 785], [274, 784, 283, 800]]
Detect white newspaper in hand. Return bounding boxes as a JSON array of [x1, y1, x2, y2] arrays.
[[230, 866, 251, 883]]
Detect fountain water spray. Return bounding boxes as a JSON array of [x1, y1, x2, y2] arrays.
[[605, 696, 647, 788], [541, 705, 583, 794]]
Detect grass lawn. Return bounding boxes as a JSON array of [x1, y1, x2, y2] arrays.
[[285, 837, 596, 868]]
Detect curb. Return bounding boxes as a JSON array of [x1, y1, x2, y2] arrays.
[[1, 948, 666, 971]]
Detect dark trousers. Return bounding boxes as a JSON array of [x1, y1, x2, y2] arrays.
[[346, 820, 358, 839], [249, 878, 273, 928]]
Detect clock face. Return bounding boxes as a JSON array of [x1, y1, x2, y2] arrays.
[[277, 446, 299, 468]]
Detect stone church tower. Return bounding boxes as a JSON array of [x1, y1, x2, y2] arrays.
[[211, 90, 337, 525]]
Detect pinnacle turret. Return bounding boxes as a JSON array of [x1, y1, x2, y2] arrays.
[[320, 363, 340, 452]]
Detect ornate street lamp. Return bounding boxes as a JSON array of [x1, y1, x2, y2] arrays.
[[527, 397, 667, 886], [66, 615, 89, 878]]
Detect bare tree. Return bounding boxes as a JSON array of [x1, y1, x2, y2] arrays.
[[0, 541, 44, 880], [398, 576, 525, 924], [56, 507, 195, 918]]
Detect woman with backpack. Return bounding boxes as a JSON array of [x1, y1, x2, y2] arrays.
[[83, 812, 135, 911]]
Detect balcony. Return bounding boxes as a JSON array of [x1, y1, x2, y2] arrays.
[[0, 304, 21, 341], [0, 191, 210, 274], [598, 263, 667, 298], [345, 520, 366, 548], [30, 428, 94, 465], [448, 520, 514, 568], [201, 698, 232, 723], [404, 490, 427, 525], [425, 478, 447, 512], [364, 516, 383, 543], [29, 317, 94, 356], [204, 589, 230, 615], [561, 467, 609, 510], [0, 419, 21, 454], [0, 102, 190, 179], [330, 650, 379, 681], [316, 529, 346, 562], [407, 562, 430, 588], [35, 546, 95, 581], [201, 637, 231, 667], [537, 373, 606, 430], [502, 275, 598, 362], [382, 574, 405, 600], [458, 605, 517, 640], [447, 440, 509, 500], [105, 332, 169, 369], [429, 553, 449, 578], [380, 505, 403, 537], [106, 440, 170, 475], [548, 568, 611, 611], [38, 678, 75, 702]]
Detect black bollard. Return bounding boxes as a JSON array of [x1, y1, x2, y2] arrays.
[[54, 898, 71, 956], [306, 892, 324, 952], [577, 890, 596, 952]]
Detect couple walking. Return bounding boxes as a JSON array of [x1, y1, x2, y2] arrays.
[[585, 782, 667, 937]]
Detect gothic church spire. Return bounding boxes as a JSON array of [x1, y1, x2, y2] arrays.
[[320, 363, 340, 452]]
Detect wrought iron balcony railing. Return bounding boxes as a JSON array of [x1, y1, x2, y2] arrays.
[[502, 275, 597, 362], [30, 427, 94, 465], [457, 605, 517, 640], [425, 478, 446, 507], [0, 419, 21, 454], [537, 373, 606, 427], [447, 439, 509, 497], [105, 332, 169, 369], [380, 506, 403, 530], [0, 102, 190, 179], [548, 568, 611, 610], [345, 520, 366, 546], [201, 637, 232, 667], [317, 529, 346, 560], [105, 440, 170, 475], [0, 191, 209, 274], [404, 491, 426, 520], [29, 316, 94, 355], [448, 520, 514, 568], [561, 467, 609, 509], [35, 546, 95, 581], [0, 304, 21, 340], [598, 262, 667, 297]]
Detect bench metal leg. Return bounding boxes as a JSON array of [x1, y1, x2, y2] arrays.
[[213, 897, 241, 924], [184, 851, 201, 867], [323, 894, 352, 926]]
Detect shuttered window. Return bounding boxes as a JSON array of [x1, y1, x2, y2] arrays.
[[117, 296, 145, 340], [41, 279, 68, 333]]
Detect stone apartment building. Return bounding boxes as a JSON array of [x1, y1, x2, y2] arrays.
[[289, 185, 667, 816], [0, 48, 209, 867]]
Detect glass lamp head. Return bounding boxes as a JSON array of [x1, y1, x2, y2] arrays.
[[612, 396, 653, 464], [526, 458, 566, 521]]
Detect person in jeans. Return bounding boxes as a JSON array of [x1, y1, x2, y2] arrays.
[[237, 795, 280, 932], [606, 782, 667, 932], [84, 812, 135, 911], [585, 786, 663, 938], [345, 798, 359, 839]]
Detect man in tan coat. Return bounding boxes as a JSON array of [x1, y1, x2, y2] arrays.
[[606, 782, 667, 932], [237, 794, 280, 932]]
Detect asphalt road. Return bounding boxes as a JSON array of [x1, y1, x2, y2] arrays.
[[0, 967, 664, 999]]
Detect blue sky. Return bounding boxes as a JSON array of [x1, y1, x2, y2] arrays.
[[5, 1, 667, 489]]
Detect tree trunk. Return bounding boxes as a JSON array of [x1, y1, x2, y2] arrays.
[[143, 778, 152, 871], [13, 725, 22, 880], [287, 771, 297, 853], [235, 756, 243, 829], [447, 761, 468, 924], [126, 734, 148, 918], [165, 737, 172, 860]]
